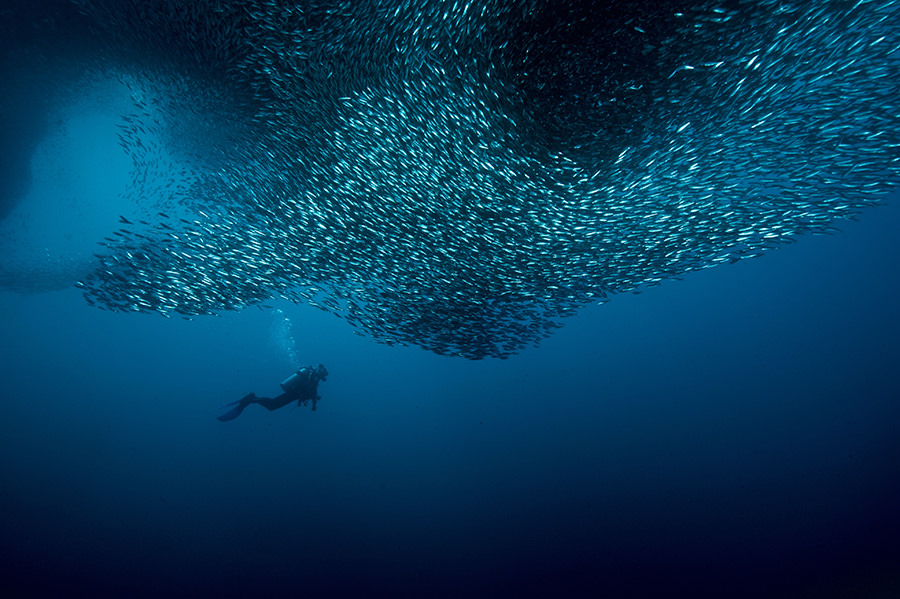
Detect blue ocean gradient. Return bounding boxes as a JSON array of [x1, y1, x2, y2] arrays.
[[1, 110, 898, 598]]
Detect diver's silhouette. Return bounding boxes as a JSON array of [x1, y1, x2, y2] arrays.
[[217, 365, 328, 421]]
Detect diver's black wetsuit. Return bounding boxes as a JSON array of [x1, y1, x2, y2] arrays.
[[217, 365, 328, 421]]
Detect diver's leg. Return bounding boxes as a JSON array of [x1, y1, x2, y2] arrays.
[[253, 393, 293, 411]]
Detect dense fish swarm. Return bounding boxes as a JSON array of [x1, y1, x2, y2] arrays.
[[3, 0, 899, 358]]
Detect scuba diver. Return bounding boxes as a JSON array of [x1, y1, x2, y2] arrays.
[[217, 364, 328, 422]]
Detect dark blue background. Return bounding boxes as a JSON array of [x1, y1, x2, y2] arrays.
[[2, 187, 898, 597]]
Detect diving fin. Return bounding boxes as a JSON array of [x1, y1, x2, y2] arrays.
[[216, 393, 254, 421]]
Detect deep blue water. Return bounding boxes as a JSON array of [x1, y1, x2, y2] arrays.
[[2, 179, 899, 596], [0, 5, 898, 591]]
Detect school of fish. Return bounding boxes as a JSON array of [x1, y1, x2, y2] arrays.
[[3, 0, 898, 358]]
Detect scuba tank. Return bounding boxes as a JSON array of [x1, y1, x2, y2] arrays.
[[280, 368, 310, 393]]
